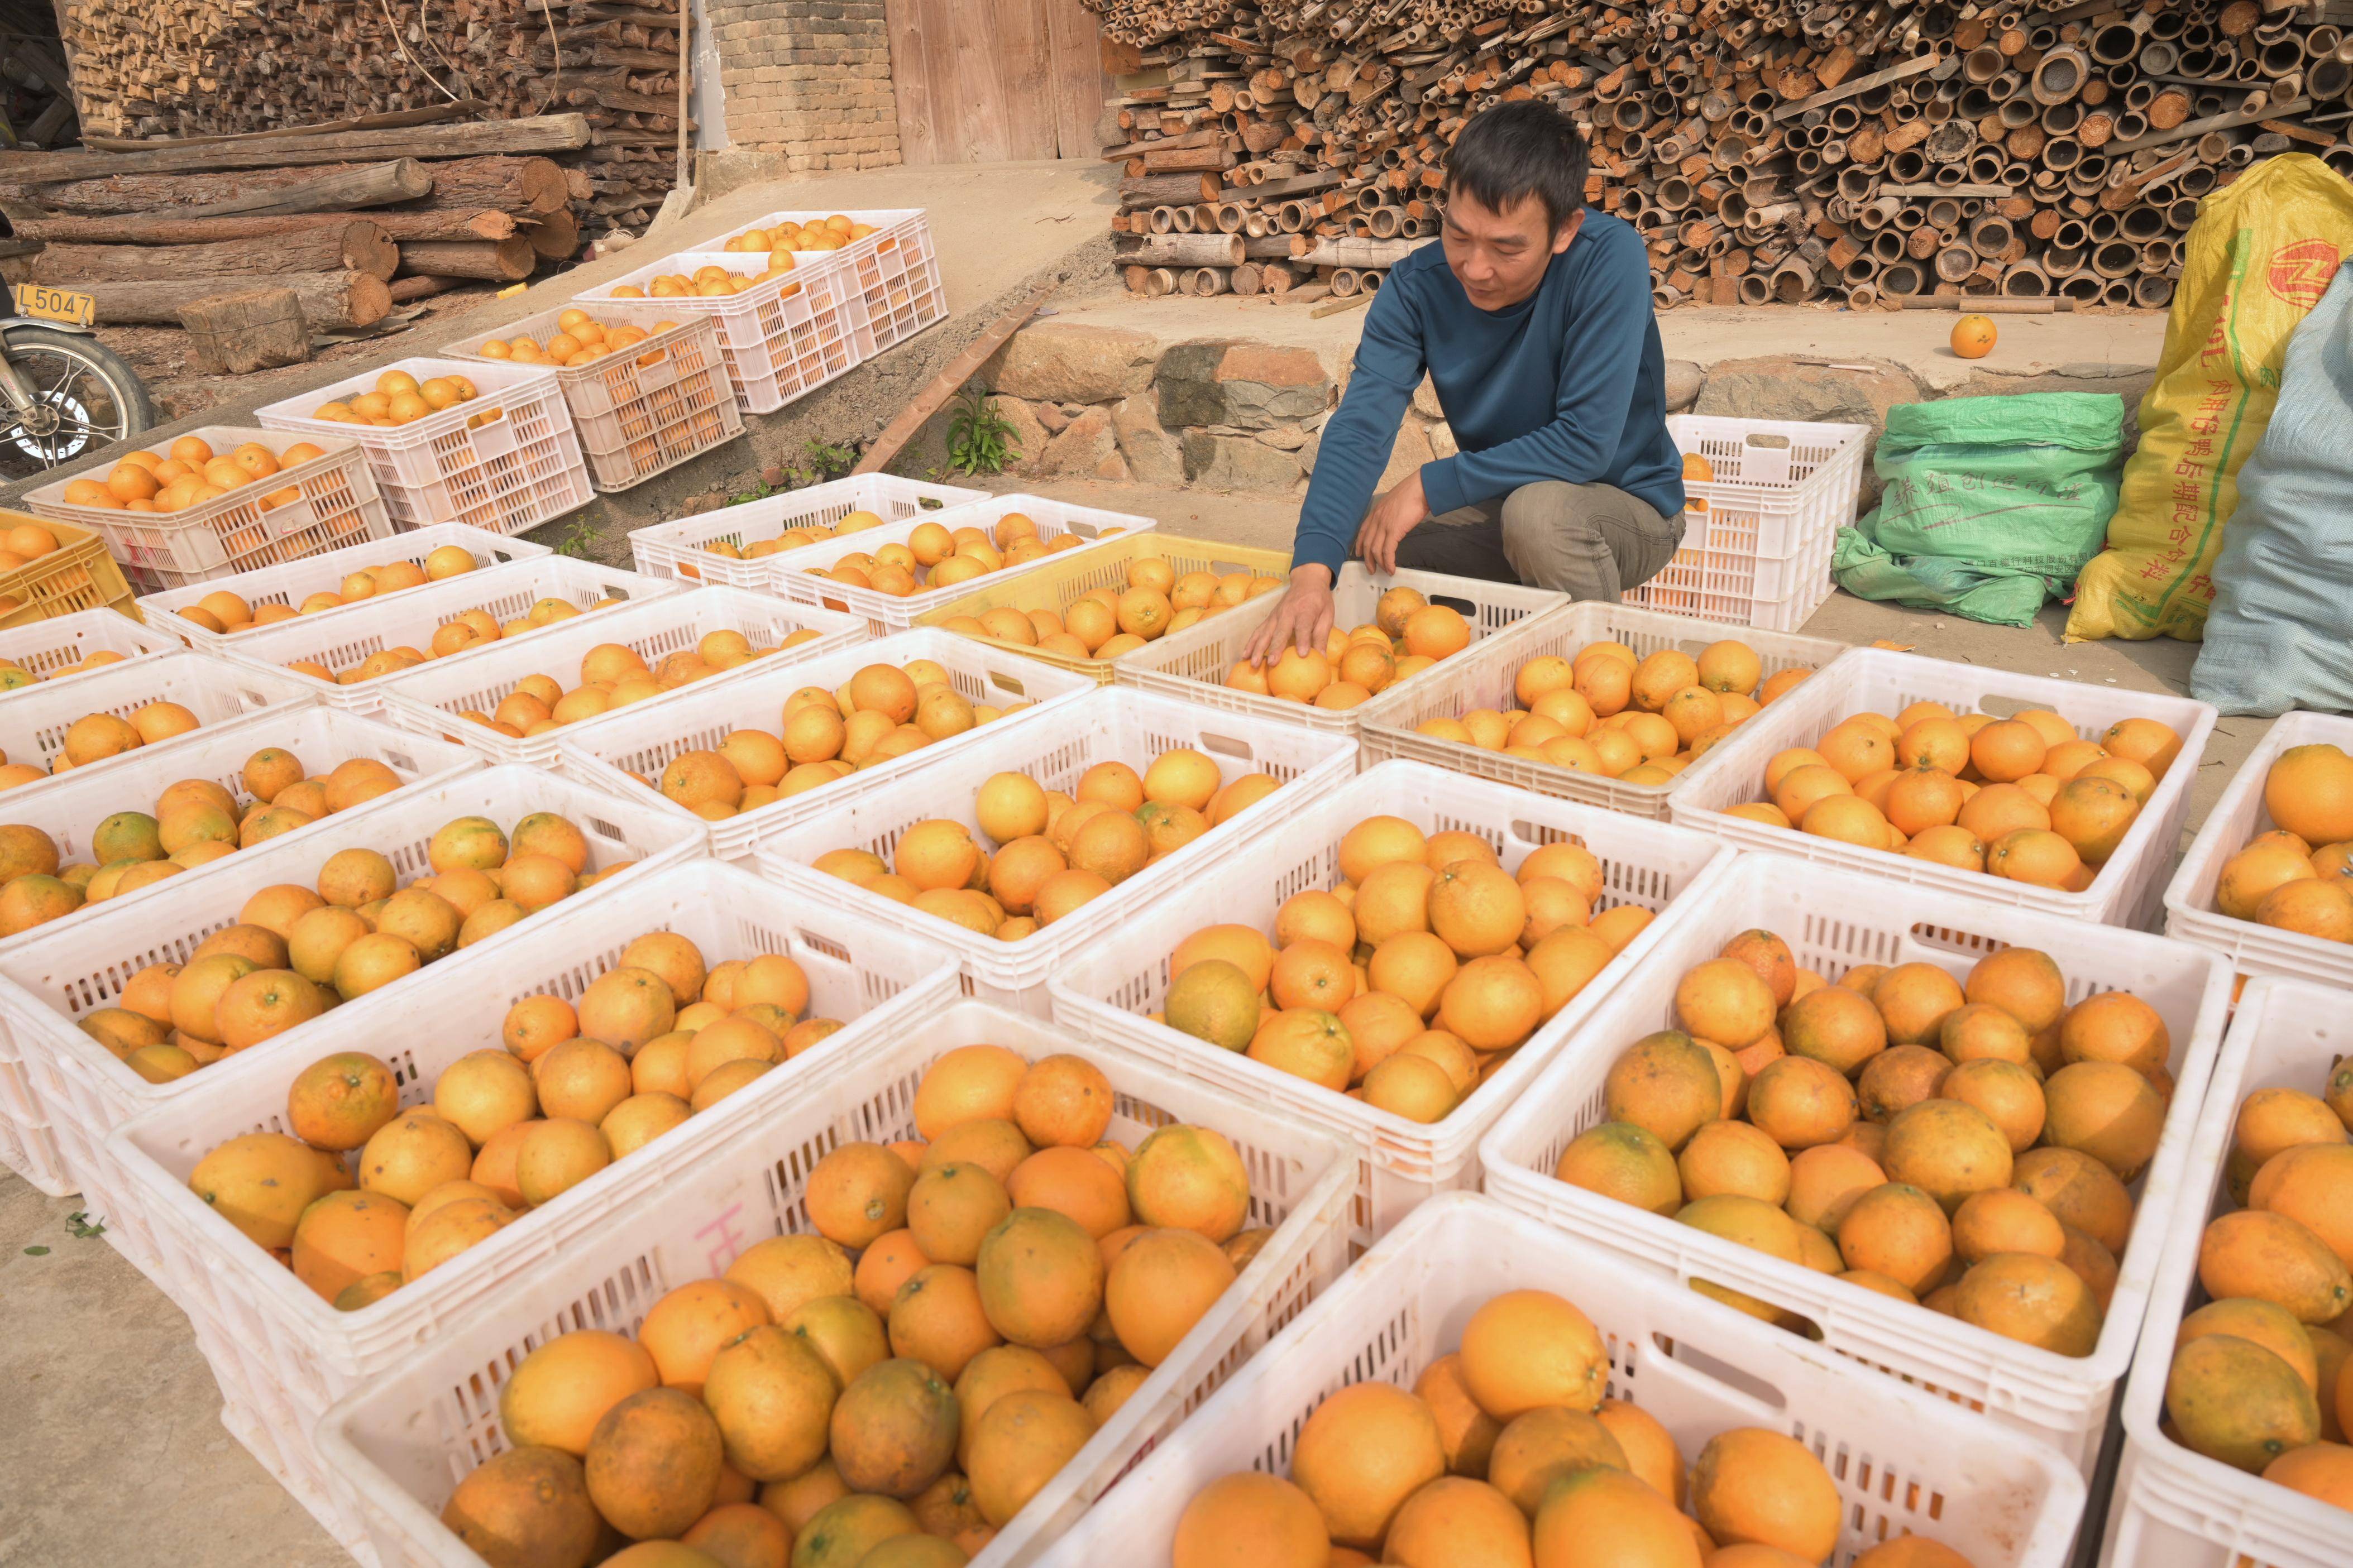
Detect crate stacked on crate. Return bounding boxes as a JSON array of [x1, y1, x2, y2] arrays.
[[713, 205, 949, 352], [256, 359, 592, 538], [1477, 851, 2232, 1475], [1119, 562, 1568, 739], [626, 472, 988, 589], [0, 763, 699, 1243], [103, 859, 965, 1547], [375, 585, 867, 768], [1039, 1192, 2087, 1568], [0, 704, 481, 1201], [2165, 709, 2353, 989], [0, 513, 139, 626], [557, 626, 1099, 857], [0, 604, 181, 687], [138, 522, 552, 655], [575, 247, 874, 415], [1356, 600, 1850, 820], [1049, 759, 1731, 1245], [0, 650, 315, 776], [772, 494, 1157, 639], [1672, 647, 2218, 931], [1625, 415, 1872, 632], [916, 532, 1292, 685], [25, 428, 395, 593], [2102, 976, 2353, 1568], [313, 1002, 1355, 1568], [212, 557, 682, 714], [451, 303, 744, 491], [755, 685, 1361, 1013]]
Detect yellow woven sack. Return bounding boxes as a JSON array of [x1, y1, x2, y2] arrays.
[[2067, 154, 2353, 642]]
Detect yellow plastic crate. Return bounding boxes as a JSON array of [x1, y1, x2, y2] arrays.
[[914, 532, 1289, 684], [0, 511, 138, 630]]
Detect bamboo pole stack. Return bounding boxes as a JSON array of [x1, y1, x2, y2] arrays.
[[1087, 0, 2353, 310], [49, 0, 684, 235]]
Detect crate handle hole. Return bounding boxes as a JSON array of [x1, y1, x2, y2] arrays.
[[1198, 732, 1257, 762], [1657, 1332, 1797, 1415]]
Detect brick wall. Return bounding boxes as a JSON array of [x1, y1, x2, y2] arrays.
[[707, 0, 902, 172]]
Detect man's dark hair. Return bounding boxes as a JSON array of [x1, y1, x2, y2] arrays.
[[1445, 101, 1591, 234]]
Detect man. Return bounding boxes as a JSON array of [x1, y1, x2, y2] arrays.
[[1246, 99, 1687, 663]]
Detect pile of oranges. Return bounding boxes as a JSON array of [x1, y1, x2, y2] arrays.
[[815, 752, 1281, 942], [475, 307, 678, 370], [64, 435, 320, 516], [171, 548, 484, 635], [0, 694, 207, 793], [1557, 933, 2169, 1356], [1415, 636, 1809, 783], [1225, 586, 1472, 713], [75, 810, 610, 1085], [0, 645, 131, 692], [1171, 1286, 1971, 1568], [629, 659, 1032, 822], [683, 507, 889, 575], [282, 593, 630, 687], [445, 629, 828, 743], [721, 213, 876, 252], [1734, 706, 2183, 889], [2160, 1056, 2353, 1502], [939, 557, 1287, 661], [434, 1042, 1262, 1564], [617, 262, 791, 301], [807, 511, 1113, 603], [0, 747, 407, 936], [0, 516, 63, 573], [1160, 817, 1644, 1124], [182, 930, 838, 1309], [311, 368, 485, 428], [2209, 742, 2353, 942]]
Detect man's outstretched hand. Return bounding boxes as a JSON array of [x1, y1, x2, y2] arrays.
[[1354, 470, 1430, 576], [1242, 564, 1337, 665]]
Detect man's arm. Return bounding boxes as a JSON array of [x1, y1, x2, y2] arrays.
[[1416, 231, 1652, 518], [1245, 278, 1427, 662]]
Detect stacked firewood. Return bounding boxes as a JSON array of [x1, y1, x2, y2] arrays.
[[50, 0, 685, 234], [0, 112, 601, 329], [1087, 0, 2353, 309]]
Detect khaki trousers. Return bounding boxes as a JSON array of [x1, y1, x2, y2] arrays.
[[1392, 479, 1684, 603]]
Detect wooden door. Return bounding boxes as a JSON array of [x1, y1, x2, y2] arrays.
[[884, 0, 1108, 164]]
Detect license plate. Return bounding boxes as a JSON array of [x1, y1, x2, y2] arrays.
[[16, 284, 95, 328]]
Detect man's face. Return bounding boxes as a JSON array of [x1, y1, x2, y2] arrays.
[[1442, 190, 1581, 311]]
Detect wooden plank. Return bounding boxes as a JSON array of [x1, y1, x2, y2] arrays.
[[994, 0, 1057, 160], [76, 102, 487, 154], [854, 281, 1059, 477], [0, 116, 592, 183], [884, 0, 945, 166], [1046, 0, 1112, 157], [1770, 54, 1943, 122], [2106, 97, 2311, 154]]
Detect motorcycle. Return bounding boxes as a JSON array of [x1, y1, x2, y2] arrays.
[[0, 280, 154, 481]]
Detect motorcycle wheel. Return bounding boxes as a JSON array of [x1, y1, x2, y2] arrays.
[[0, 327, 157, 481]]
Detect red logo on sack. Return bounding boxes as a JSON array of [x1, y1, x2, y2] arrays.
[[2268, 239, 2342, 309]]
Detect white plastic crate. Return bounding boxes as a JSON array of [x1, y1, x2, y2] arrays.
[[1355, 599, 1852, 820], [771, 493, 1159, 638], [2164, 709, 2353, 987], [212, 557, 683, 714], [1477, 851, 2232, 1477], [315, 1001, 1356, 1568], [256, 359, 593, 537], [0, 764, 700, 1248], [1049, 759, 1731, 1247], [754, 685, 1362, 1013], [1619, 414, 1872, 631], [0, 605, 181, 688], [23, 425, 396, 593], [1117, 563, 1570, 739], [0, 704, 480, 1200], [718, 207, 949, 351], [625, 473, 987, 589], [2101, 976, 2353, 1568], [576, 248, 874, 415], [0, 647, 315, 775], [448, 305, 745, 492], [1040, 1191, 2087, 1568], [1672, 646, 2219, 934], [137, 523, 552, 655], [554, 625, 1097, 856], [374, 586, 867, 768], [107, 859, 962, 1544]]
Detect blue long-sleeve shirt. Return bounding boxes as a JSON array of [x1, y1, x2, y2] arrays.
[[1293, 211, 1685, 578]]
